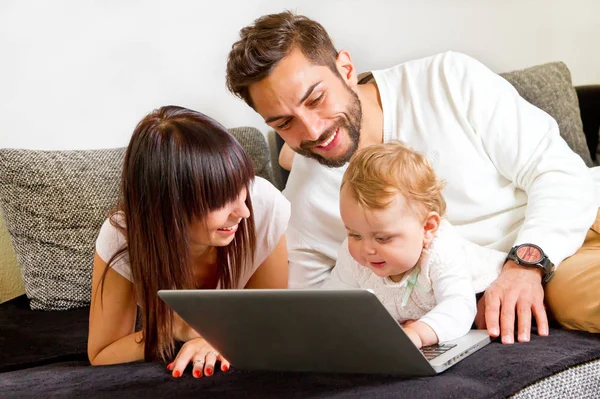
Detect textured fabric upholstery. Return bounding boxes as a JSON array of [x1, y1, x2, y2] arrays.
[[500, 62, 594, 167], [510, 358, 600, 399], [229, 127, 275, 185], [0, 127, 273, 310], [0, 148, 124, 310], [0, 321, 599, 397]]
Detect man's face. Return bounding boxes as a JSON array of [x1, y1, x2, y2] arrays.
[[249, 49, 362, 168]]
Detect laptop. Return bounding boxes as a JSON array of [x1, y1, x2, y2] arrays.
[[158, 288, 490, 376]]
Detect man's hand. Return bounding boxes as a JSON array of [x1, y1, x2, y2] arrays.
[[474, 261, 548, 344]]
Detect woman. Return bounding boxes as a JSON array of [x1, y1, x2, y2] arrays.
[[88, 106, 290, 379]]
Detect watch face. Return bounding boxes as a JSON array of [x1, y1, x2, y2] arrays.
[[516, 245, 543, 263]]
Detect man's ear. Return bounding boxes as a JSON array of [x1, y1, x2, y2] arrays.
[[336, 50, 358, 88], [422, 212, 441, 248]]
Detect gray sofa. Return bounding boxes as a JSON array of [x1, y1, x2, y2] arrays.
[[1, 61, 599, 398]]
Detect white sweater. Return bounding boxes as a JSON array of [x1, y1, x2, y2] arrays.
[[322, 220, 506, 342], [285, 51, 599, 288]]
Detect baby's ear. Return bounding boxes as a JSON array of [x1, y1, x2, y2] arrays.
[[422, 212, 441, 248]]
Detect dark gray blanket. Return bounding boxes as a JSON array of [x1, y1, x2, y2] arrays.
[[1, 327, 599, 399]]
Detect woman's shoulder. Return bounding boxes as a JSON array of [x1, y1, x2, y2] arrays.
[[247, 177, 291, 269], [249, 177, 290, 220], [96, 212, 127, 261], [96, 211, 132, 281], [250, 176, 286, 198]]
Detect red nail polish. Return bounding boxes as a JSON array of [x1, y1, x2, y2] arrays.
[[205, 368, 213, 376], [173, 370, 181, 378], [193, 370, 201, 378], [221, 364, 229, 372], [166, 363, 173, 370]]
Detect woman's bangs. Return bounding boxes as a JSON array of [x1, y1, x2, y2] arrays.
[[198, 139, 254, 213]]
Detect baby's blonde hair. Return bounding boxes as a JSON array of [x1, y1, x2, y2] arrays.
[[342, 141, 446, 218]]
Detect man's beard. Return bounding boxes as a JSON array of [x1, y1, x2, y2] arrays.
[[293, 87, 362, 168]]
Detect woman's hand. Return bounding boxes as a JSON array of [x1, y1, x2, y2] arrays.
[[167, 337, 231, 378], [172, 313, 201, 343]]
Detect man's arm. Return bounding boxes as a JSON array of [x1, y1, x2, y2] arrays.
[[449, 51, 597, 264], [447, 52, 598, 343]]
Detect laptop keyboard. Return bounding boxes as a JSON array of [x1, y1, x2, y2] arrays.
[[420, 343, 457, 360]]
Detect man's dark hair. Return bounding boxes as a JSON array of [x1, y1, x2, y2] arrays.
[[226, 11, 339, 109]]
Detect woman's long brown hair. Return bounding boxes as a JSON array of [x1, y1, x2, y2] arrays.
[[100, 106, 256, 361]]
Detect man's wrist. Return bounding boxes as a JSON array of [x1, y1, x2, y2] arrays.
[[503, 259, 544, 281], [505, 243, 555, 284]]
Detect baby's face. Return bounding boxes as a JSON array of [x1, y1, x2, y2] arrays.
[[340, 187, 426, 282]]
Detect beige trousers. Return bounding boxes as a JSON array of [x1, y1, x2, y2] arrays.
[[546, 209, 600, 332]]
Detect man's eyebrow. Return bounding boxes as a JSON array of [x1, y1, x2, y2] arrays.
[[265, 114, 288, 124], [264, 81, 322, 124], [298, 81, 322, 105]]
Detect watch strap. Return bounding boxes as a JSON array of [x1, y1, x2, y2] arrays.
[[506, 244, 555, 284]]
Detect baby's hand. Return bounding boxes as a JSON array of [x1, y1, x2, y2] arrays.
[[400, 319, 416, 328], [401, 321, 438, 348], [403, 325, 423, 348]]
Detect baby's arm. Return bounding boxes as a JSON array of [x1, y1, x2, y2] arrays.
[[415, 262, 477, 345]]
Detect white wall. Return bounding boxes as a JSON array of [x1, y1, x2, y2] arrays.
[[1, 0, 599, 150]]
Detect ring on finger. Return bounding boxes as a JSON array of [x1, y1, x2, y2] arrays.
[[206, 350, 219, 358], [194, 359, 205, 366]]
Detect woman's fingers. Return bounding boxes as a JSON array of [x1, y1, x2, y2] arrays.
[[203, 350, 219, 376], [191, 356, 205, 378], [219, 355, 231, 372], [170, 347, 193, 378], [168, 340, 230, 378]]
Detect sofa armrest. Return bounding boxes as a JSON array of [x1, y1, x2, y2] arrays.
[[575, 85, 600, 163]]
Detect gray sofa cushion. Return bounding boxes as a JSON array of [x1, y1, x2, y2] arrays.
[[500, 62, 594, 167], [0, 127, 273, 310], [229, 127, 275, 184], [0, 148, 124, 310]]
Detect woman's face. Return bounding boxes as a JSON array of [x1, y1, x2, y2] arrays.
[[189, 187, 250, 248]]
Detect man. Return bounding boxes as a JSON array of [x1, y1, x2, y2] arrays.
[[225, 11, 600, 344]]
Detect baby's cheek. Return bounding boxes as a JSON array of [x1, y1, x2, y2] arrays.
[[347, 243, 363, 264]]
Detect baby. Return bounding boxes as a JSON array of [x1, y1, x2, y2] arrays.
[[322, 141, 505, 348]]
